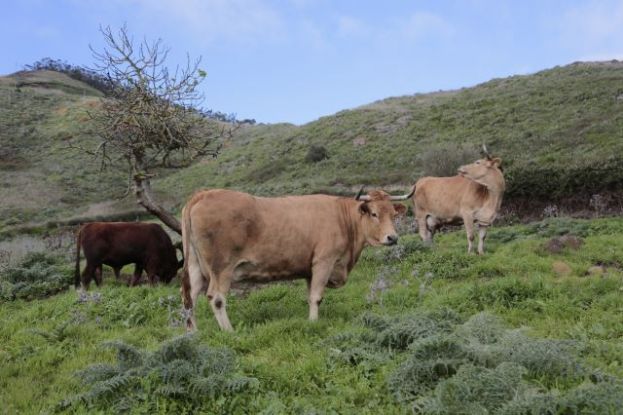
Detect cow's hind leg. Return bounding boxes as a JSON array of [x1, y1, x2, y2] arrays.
[[207, 276, 233, 331], [81, 262, 97, 289], [183, 248, 207, 331], [416, 213, 433, 245]]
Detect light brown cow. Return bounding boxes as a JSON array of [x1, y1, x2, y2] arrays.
[[412, 153, 505, 255], [180, 188, 412, 331]]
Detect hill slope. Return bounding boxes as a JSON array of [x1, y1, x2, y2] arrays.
[[158, 61, 623, 207], [2, 62, 623, 231]]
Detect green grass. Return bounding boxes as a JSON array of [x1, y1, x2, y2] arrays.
[[1, 217, 623, 413]]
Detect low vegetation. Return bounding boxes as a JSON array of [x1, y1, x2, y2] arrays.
[[3, 61, 623, 232], [0, 252, 72, 301], [1, 217, 623, 413]]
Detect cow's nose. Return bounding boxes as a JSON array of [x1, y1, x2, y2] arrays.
[[385, 234, 399, 245]]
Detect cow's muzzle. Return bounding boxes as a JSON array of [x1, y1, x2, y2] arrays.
[[383, 234, 399, 246]]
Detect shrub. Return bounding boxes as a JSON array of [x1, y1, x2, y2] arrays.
[[419, 143, 481, 177], [305, 145, 329, 163], [59, 335, 258, 413], [24, 57, 115, 95], [0, 252, 72, 301], [414, 362, 528, 414], [327, 310, 593, 411]]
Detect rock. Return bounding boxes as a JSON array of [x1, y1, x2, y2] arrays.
[[544, 238, 564, 254], [352, 136, 366, 147], [586, 265, 605, 276], [552, 260, 572, 276], [544, 235, 583, 254], [559, 234, 583, 250]]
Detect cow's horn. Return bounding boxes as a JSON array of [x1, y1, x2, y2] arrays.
[[355, 186, 371, 201], [482, 143, 492, 159], [389, 186, 415, 201]]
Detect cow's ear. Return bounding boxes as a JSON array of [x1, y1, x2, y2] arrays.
[[359, 202, 370, 215], [393, 203, 407, 216], [491, 157, 502, 168]]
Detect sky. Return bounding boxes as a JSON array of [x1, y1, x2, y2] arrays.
[[1, 0, 623, 125]]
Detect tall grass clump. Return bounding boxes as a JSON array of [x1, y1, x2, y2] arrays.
[[59, 334, 258, 413], [0, 252, 72, 301]]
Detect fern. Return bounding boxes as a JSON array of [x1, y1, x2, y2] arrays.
[[76, 363, 120, 383], [0, 252, 72, 301], [61, 334, 258, 412], [102, 340, 144, 371], [29, 320, 71, 344]]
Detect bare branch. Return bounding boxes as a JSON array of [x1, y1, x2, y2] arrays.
[[76, 25, 229, 234]]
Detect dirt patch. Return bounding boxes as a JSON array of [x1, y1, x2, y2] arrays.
[[544, 235, 583, 254], [552, 261, 572, 277]]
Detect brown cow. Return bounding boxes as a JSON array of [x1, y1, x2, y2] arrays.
[[75, 222, 182, 289], [180, 188, 413, 331], [412, 151, 505, 255]]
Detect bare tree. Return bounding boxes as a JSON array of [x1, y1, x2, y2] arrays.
[[81, 25, 231, 234]]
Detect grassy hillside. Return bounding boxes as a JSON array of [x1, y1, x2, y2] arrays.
[[0, 70, 130, 228], [2, 217, 623, 413], [2, 61, 623, 232], [158, 61, 623, 209]]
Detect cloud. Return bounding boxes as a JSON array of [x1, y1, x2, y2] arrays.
[[559, 0, 623, 58], [400, 11, 454, 41], [336, 16, 368, 37], [115, 0, 285, 44], [577, 52, 623, 62]]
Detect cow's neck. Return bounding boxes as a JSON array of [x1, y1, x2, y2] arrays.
[[474, 177, 505, 223], [340, 199, 368, 270]]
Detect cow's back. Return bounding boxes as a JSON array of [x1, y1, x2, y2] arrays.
[[80, 222, 168, 266], [415, 176, 463, 218], [187, 190, 350, 279]]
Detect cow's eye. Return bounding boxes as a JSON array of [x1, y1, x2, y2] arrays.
[[371, 212, 378, 218], [476, 161, 480, 164]]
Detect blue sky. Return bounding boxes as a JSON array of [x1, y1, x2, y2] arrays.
[[2, 0, 622, 124]]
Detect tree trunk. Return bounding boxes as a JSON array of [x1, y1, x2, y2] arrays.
[[133, 173, 181, 234]]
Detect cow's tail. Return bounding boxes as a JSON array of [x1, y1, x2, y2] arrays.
[[74, 225, 83, 288], [180, 204, 193, 310]]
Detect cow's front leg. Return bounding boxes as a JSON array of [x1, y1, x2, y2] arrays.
[[113, 267, 122, 280], [129, 264, 144, 286], [308, 261, 333, 321], [94, 265, 103, 286], [463, 216, 475, 254], [478, 225, 488, 255]]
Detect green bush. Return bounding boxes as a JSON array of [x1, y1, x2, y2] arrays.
[[305, 145, 329, 163], [59, 335, 258, 413], [419, 143, 481, 177], [327, 310, 595, 411], [0, 252, 72, 301], [414, 362, 528, 414]]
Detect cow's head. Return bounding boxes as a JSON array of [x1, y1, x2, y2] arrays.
[[355, 188, 413, 246], [161, 245, 185, 284], [457, 151, 504, 190]]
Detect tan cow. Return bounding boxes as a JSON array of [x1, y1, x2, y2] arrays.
[[412, 151, 505, 255], [180, 188, 412, 331]]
